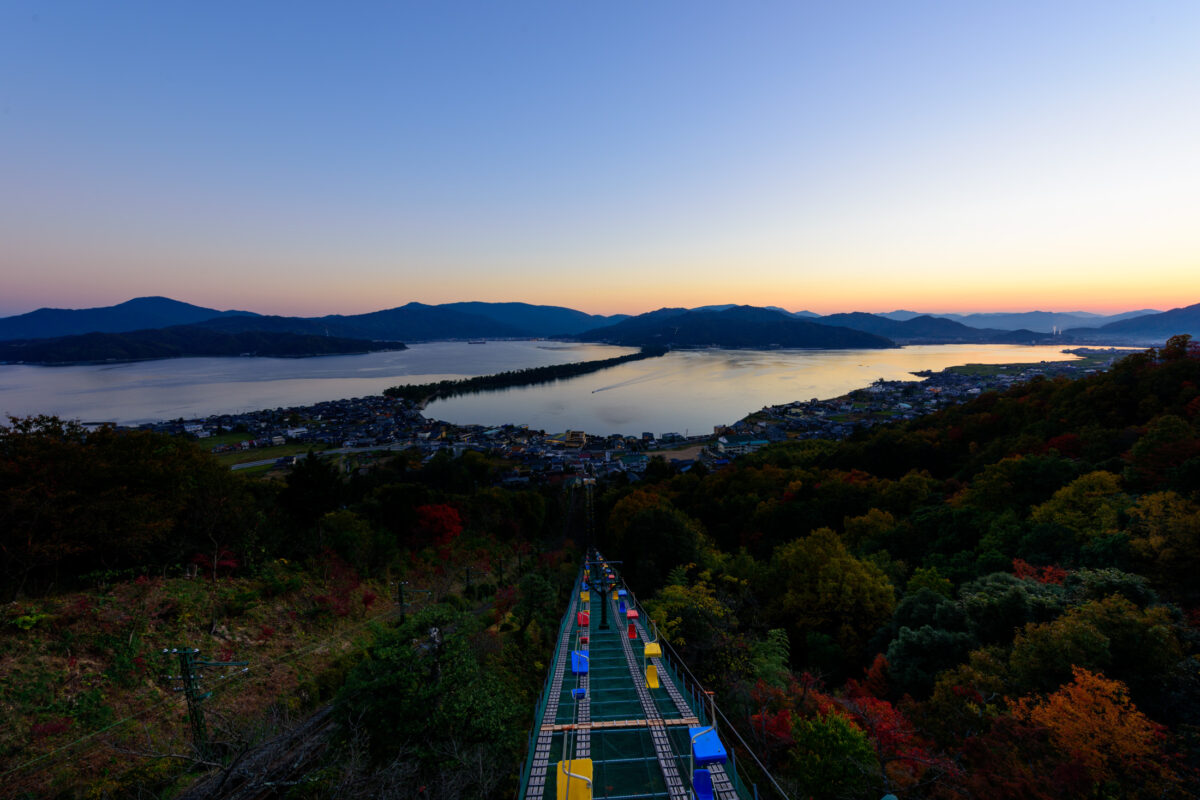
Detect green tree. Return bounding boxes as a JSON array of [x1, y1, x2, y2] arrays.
[[960, 454, 1079, 515], [886, 624, 977, 699], [959, 572, 1066, 645], [337, 605, 524, 793], [1028, 470, 1130, 544], [771, 528, 895, 666], [514, 571, 557, 634], [278, 450, 344, 547], [607, 490, 705, 592], [0, 416, 257, 598], [319, 509, 395, 578], [906, 566, 954, 598], [790, 713, 880, 800], [643, 577, 737, 685], [1007, 595, 1181, 698], [842, 508, 896, 551], [1126, 491, 1200, 602], [749, 629, 791, 689], [1126, 415, 1200, 491]]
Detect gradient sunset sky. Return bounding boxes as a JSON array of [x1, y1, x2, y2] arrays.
[[2, 1, 1198, 318]]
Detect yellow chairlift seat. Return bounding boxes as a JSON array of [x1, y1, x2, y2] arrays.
[[556, 758, 593, 800], [644, 642, 662, 659], [645, 663, 660, 689]]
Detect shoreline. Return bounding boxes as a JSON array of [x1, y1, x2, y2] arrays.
[[2, 342, 1143, 437]]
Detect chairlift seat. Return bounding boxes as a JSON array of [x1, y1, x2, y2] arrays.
[[645, 664, 659, 689], [692, 768, 714, 800], [626, 609, 639, 619], [644, 642, 662, 658], [689, 727, 727, 766], [577, 611, 589, 626], [555, 758, 593, 800], [571, 650, 589, 674]]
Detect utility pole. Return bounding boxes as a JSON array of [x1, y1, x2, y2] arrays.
[[161, 647, 248, 759], [464, 566, 490, 594], [395, 580, 430, 623]]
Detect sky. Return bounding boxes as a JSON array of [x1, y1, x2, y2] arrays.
[[2, 1, 1199, 318]]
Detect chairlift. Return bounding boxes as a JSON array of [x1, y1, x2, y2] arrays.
[[643, 622, 662, 689], [555, 682, 593, 800], [645, 663, 660, 689]]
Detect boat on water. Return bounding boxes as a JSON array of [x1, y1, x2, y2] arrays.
[[468, 339, 486, 344]]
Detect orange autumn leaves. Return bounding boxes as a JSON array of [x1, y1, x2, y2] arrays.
[[1011, 666, 1175, 791]]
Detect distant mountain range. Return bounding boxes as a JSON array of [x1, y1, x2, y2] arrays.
[[816, 312, 1056, 344], [1064, 302, 1200, 344], [0, 296, 257, 341], [0, 297, 624, 342], [1, 296, 1197, 358], [571, 306, 896, 349], [0, 326, 405, 365], [878, 309, 1160, 332]]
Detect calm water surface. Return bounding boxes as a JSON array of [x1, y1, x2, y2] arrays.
[[0, 342, 1081, 435]]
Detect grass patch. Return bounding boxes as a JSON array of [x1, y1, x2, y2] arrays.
[[944, 354, 1113, 378], [944, 362, 1039, 377], [213, 443, 330, 467]]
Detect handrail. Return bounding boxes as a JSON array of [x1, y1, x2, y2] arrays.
[[560, 763, 592, 797], [621, 576, 790, 800], [655, 631, 793, 800]]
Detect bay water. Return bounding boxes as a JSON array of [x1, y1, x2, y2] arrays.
[[0, 342, 1082, 436]]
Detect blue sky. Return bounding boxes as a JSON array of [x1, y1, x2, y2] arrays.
[[2, 1, 1198, 316]]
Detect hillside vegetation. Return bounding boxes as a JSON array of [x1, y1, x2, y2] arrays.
[[1, 422, 579, 798]]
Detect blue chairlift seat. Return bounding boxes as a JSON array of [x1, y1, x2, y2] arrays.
[[572, 687, 587, 699], [692, 768, 714, 800], [571, 650, 589, 674], [689, 727, 727, 766]]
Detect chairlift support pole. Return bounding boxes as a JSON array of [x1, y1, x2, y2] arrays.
[[161, 647, 248, 759]]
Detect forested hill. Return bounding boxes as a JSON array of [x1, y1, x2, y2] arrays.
[[575, 305, 896, 348], [0, 326, 406, 364], [0, 296, 256, 341], [818, 311, 1057, 344]]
